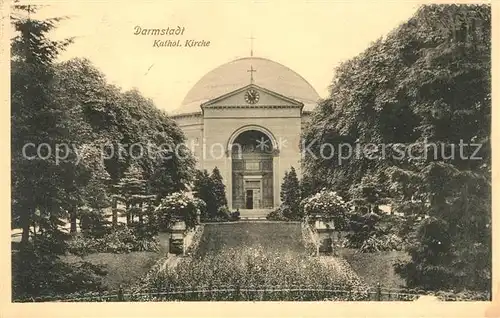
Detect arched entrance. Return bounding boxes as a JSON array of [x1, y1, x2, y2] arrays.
[[228, 128, 276, 210]]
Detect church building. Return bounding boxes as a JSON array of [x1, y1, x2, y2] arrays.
[[171, 56, 320, 216]]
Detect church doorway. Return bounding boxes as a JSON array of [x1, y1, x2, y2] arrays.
[[245, 190, 253, 209], [231, 129, 274, 210]]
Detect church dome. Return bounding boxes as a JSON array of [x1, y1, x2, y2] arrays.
[[175, 57, 320, 115]]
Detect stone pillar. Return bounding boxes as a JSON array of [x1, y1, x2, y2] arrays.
[[226, 151, 233, 209], [313, 216, 335, 255], [169, 218, 186, 255], [272, 149, 280, 208]]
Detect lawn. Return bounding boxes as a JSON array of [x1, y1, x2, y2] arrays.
[[61, 232, 170, 291], [62, 251, 162, 290], [340, 248, 410, 289], [196, 222, 307, 258], [195, 223, 409, 290]]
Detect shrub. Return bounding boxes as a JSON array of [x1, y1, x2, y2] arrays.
[[67, 235, 100, 256], [101, 226, 138, 253], [394, 217, 455, 290], [230, 209, 240, 221], [193, 168, 228, 219], [193, 197, 207, 220], [217, 206, 231, 218], [78, 207, 112, 238], [396, 215, 491, 292], [302, 190, 349, 229], [155, 192, 198, 230], [200, 205, 233, 222], [345, 211, 381, 248], [193, 170, 215, 217], [67, 226, 160, 256], [358, 233, 403, 253], [266, 206, 289, 221], [12, 243, 107, 300]]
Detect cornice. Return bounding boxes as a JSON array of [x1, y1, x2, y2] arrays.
[[203, 104, 303, 110], [170, 112, 202, 119], [201, 83, 304, 109]]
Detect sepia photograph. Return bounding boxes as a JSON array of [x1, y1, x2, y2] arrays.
[[7, 0, 492, 306]]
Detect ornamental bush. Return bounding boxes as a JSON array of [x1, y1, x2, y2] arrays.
[[67, 225, 160, 256], [217, 206, 232, 221], [266, 205, 289, 221], [358, 233, 404, 253], [155, 192, 198, 230], [302, 190, 349, 229]]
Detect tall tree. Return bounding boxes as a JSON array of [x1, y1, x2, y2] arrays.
[[52, 58, 115, 232], [349, 174, 388, 214], [114, 164, 147, 225], [280, 167, 301, 220], [11, 4, 75, 245], [211, 167, 227, 209], [10, 4, 108, 299]]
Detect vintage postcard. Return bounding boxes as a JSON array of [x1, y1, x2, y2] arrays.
[[1, 0, 497, 317]]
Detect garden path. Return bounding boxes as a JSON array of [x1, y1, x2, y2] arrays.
[[164, 222, 366, 288]]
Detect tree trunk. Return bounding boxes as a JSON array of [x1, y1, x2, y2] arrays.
[[20, 207, 32, 246], [126, 203, 131, 226], [139, 202, 143, 224], [112, 197, 118, 227], [70, 208, 77, 233]]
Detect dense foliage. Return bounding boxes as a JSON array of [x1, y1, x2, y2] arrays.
[[192, 167, 229, 220], [12, 234, 107, 299], [67, 226, 160, 256], [345, 212, 381, 248], [302, 4, 491, 292], [344, 208, 404, 252], [211, 167, 228, 208]]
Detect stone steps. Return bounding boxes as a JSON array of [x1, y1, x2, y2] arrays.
[[237, 208, 272, 219]]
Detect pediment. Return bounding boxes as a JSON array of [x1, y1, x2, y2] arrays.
[[201, 84, 304, 108]]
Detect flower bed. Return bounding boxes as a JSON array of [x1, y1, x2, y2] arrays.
[[144, 245, 366, 292]]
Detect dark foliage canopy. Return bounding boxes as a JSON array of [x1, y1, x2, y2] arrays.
[[302, 4, 491, 292]]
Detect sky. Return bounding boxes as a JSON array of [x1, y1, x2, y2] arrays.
[[31, 1, 421, 113]]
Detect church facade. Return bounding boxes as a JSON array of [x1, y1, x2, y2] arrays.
[[171, 57, 320, 215]]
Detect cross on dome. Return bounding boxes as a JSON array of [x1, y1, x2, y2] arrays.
[[247, 65, 257, 84]]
